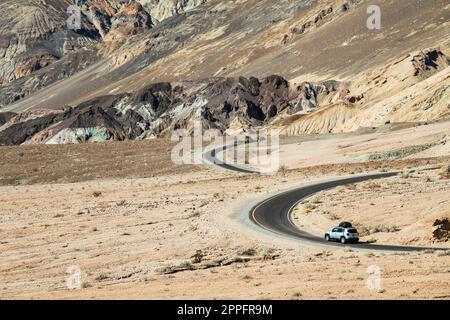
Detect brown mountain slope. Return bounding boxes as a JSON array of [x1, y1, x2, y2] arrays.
[[281, 48, 450, 134], [0, 0, 449, 144], [2, 0, 449, 113], [0, 0, 207, 106], [0, 0, 100, 86]]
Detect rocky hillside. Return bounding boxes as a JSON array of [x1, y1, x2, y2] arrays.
[[2, 47, 448, 145], [0, 0, 99, 86], [281, 48, 450, 135], [0, 0, 449, 145], [0, 0, 206, 99], [0, 75, 342, 145]]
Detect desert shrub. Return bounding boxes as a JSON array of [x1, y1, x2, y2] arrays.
[[116, 200, 127, 206], [401, 171, 411, 179], [359, 224, 400, 236], [188, 212, 201, 219], [328, 213, 341, 220], [439, 164, 450, 179], [95, 274, 109, 281], [437, 251, 450, 257], [304, 203, 316, 210], [92, 191, 102, 197], [310, 196, 322, 204], [240, 248, 258, 256], [365, 181, 381, 189], [345, 184, 357, 190], [278, 165, 289, 177], [260, 247, 278, 260], [191, 250, 205, 264]]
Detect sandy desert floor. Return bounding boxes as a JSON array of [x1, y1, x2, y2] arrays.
[[0, 124, 449, 300]]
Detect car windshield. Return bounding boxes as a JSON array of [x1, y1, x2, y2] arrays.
[[347, 229, 358, 233]]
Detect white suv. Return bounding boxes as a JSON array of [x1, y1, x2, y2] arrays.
[[325, 226, 359, 244]]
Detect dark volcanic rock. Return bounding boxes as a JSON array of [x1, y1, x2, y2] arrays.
[[0, 101, 146, 145], [0, 111, 68, 146], [0, 75, 340, 145], [433, 218, 450, 242], [412, 48, 450, 79], [0, 112, 16, 126]]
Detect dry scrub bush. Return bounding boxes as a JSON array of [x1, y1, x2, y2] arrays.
[[439, 164, 450, 179], [359, 224, 400, 236], [278, 165, 289, 177], [364, 181, 381, 189], [191, 250, 205, 264]]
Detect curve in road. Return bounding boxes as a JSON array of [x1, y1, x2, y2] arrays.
[[250, 173, 449, 252], [205, 144, 449, 252], [203, 145, 259, 174]]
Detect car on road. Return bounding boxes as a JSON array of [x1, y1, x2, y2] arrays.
[[325, 224, 359, 244]]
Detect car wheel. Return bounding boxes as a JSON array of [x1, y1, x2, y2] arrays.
[[325, 234, 330, 242], [340, 237, 346, 244]]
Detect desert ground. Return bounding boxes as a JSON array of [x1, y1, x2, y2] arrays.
[[0, 0, 449, 301], [1, 123, 449, 300]]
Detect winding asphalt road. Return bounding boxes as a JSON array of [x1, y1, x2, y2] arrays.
[[203, 144, 259, 174], [205, 145, 449, 252], [249, 173, 450, 251]]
